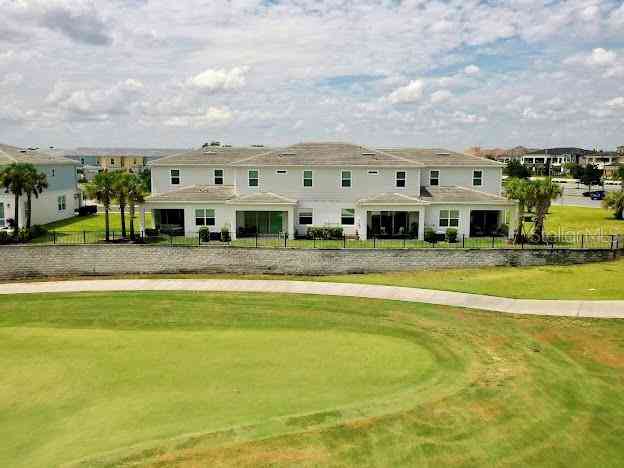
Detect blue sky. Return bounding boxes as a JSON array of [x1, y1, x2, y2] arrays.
[[0, 0, 623, 151]]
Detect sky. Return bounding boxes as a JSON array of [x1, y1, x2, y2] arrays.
[[1, 0, 623, 151]]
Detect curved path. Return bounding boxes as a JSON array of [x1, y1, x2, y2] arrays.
[[1, 279, 623, 319]]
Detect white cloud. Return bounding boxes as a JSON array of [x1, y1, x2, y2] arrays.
[[606, 97, 624, 108], [588, 48, 617, 66], [430, 90, 453, 104], [163, 107, 233, 128], [187, 67, 249, 93], [0, 72, 23, 87], [464, 65, 480, 75], [386, 80, 424, 104]]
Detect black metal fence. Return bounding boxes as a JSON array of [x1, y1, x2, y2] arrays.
[[36, 230, 624, 251]]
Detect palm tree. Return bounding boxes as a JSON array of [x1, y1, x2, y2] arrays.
[[85, 172, 117, 241], [603, 191, 624, 220], [504, 177, 532, 243], [24, 168, 48, 230], [0, 163, 32, 238], [126, 174, 147, 240], [113, 172, 130, 238], [531, 178, 563, 242], [614, 166, 624, 192]]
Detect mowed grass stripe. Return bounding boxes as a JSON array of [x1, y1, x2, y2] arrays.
[[0, 292, 623, 467]]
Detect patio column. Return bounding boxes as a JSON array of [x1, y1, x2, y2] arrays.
[[356, 206, 367, 240], [287, 207, 295, 239], [507, 204, 518, 239], [418, 208, 425, 240], [139, 206, 146, 234]]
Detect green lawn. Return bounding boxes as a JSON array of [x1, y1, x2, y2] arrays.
[[1, 292, 622, 467], [42, 212, 154, 232], [543, 205, 624, 234]]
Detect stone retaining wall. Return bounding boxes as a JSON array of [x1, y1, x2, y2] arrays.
[[0, 245, 621, 279]]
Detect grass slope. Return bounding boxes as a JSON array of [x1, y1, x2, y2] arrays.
[[42, 212, 155, 232], [544, 205, 624, 234], [1, 292, 623, 467]]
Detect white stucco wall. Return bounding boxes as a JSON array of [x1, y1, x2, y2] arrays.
[[420, 166, 502, 195], [0, 188, 79, 229]]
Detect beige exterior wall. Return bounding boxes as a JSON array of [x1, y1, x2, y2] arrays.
[[97, 156, 146, 172]]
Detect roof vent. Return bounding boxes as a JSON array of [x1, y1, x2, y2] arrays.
[[280, 152, 296, 156], [203, 150, 217, 155], [361, 152, 376, 156], [435, 152, 451, 156]]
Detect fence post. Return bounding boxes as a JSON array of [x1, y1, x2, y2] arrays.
[[611, 235, 615, 251], [284, 233, 287, 248], [344, 234, 346, 249], [313, 237, 316, 249], [53, 231, 57, 244], [581, 234, 584, 249], [462, 235, 465, 249], [373, 236, 376, 249], [83, 231, 86, 244], [198, 231, 201, 246], [170, 235, 173, 246], [491, 235, 495, 248]]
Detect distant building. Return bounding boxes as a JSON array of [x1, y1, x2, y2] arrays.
[[501, 148, 590, 175], [579, 151, 621, 170], [65, 148, 187, 173]]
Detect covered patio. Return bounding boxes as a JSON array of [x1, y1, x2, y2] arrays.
[[356, 193, 429, 240]]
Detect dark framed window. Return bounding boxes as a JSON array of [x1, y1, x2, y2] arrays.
[[341, 170, 352, 188], [473, 170, 483, 186], [170, 169, 180, 185], [298, 210, 313, 225], [439, 209, 459, 228], [396, 171, 406, 188], [430, 170, 440, 186], [248, 169, 259, 187], [214, 169, 224, 185], [303, 170, 313, 187], [195, 208, 215, 226], [341, 208, 355, 225]]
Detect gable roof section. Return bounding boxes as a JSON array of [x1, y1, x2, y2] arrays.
[[420, 186, 513, 204], [231, 142, 424, 167], [0, 143, 80, 166], [380, 148, 502, 167], [357, 192, 429, 205], [150, 147, 275, 166]]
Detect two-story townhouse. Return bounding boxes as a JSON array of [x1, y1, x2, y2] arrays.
[[0, 143, 81, 229], [142, 142, 517, 240]]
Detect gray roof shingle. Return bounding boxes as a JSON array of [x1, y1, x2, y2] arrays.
[[380, 148, 502, 167], [232, 142, 424, 167], [150, 147, 274, 166], [0, 143, 80, 166], [146, 185, 237, 202], [357, 192, 428, 205], [420, 186, 513, 204]]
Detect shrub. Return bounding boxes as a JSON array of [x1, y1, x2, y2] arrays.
[[198, 227, 211, 242], [0, 231, 12, 244], [409, 222, 419, 238], [307, 226, 343, 239], [446, 228, 458, 243], [424, 227, 437, 243], [220, 225, 231, 242], [77, 205, 98, 216]]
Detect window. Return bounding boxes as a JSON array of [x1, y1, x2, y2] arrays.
[[110, 158, 115, 166], [473, 170, 483, 186], [80, 158, 85, 165], [0, 202, 4, 227], [276, 169, 288, 175], [341, 208, 355, 225], [303, 170, 313, 187], [248, 169, 259, 187], [298, 210, 313, 225], [439, 210, 459, 228], [57, 195, 66, 211], [396, 171, 406, 188], [429, 170, 440, 186], [170, 169, 180, 185], [195, 208, 215, 226], [341, 170, 352, 188], [51, 168, 55, 177], [367, 170, 379, 175], [214, 169, 224, 185]]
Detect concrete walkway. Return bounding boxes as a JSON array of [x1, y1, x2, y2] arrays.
[[1, 279, 623, 319]]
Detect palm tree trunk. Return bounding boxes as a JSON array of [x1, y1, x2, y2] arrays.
[[26, 193, 32, 230], [120, 203, 127, 238], [13, 192, 19, 239], [534, 203, 549, 243], [105, 205, 110, 241], [128, 202, 135, 241]]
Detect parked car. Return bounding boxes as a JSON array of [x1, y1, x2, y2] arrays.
[[590, 190, 606, 200]]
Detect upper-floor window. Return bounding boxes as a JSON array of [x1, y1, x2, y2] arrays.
[[51, 168, 55, 177], [473, 170, 483, 186], [367, 170, 379, 175], [341, 208, 355, 225], [439, 209, 459, 228], [298, 210, 313, 225], [57, 195, 66, 212], [195, 208, 215, 226], [303, 170, 313, 187], [80, 158, 85, 165], [214, 169, 224, 185], [396, 171, 406, 188], [110, 158, 115, 166], [170, 169, 180, 185], [248, 169, 259, 187], [341, 170, 352, 188], [276, 169, 288, 175], [0, 202, 5, 227], [430, 170, 440, 186]]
